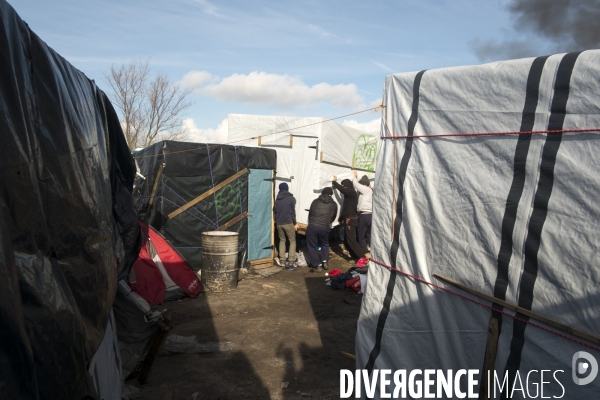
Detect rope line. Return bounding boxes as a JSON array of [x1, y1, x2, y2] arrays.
[[369, 258, 600, 353], [161, 183, 218, 229], [381, 127, 600, 140], [205, 144, 219, 226], [132, 106, 382, 159], [135, 196, 218, 229]]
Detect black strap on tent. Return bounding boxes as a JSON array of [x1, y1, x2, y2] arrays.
[[364, 70, 427, 374], [501, 51, 583, 396]]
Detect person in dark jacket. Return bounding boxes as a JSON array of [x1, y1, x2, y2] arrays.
[[332, 176, 366, 260], [274, 182, 298, 270], [306, 187, 338, 272]]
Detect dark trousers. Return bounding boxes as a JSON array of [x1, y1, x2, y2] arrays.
[[306, 224, 329, 267], [358, 213, 372, 253], [343, 216, 365, 259]]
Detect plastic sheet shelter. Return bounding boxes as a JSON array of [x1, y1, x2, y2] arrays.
[[227, 114, 378, 226], [133, 141, 277, 269], [0, 0, 139, 398], [356, 51, 600, 398]]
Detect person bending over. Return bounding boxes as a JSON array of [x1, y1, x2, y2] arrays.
[[306, 187, 338, 272]]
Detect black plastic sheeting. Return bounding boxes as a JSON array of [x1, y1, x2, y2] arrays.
[[134, 141, 277, 269], [0, 1, 139, 398]]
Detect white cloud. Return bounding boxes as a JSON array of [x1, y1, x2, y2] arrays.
[[182, 118, 229, 144], [181, 70, 364, 109], [306, 24, 335, 38], [342, 118, 381, 134]]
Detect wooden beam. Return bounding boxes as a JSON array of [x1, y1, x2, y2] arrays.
[[271, 170, 275, 261], [216, 211, 248, 231], [258, 136, 262, 146], [250, 257, 274, 270], [433, 274, 600, 345], [145, 163, 164, 221], [479, 316, 499, 400], [319, 151, 323, 163], [289, 135, 294, 147], [168, 168, 249, 219]]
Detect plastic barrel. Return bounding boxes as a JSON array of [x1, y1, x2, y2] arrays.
[[201, 231, 239, 292]]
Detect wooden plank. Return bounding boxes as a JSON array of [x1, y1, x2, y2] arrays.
[[216, 211, 248, 231], [319, 151, 323, 163], [168, 168, 249, 219], [271, 170, 275, 261], [250, 257, 273, 270], [258, 136, 262, 146], [433, 274, 600, 345], [250, 257, 273, 266], [145, 163, 164, 220], [289, 135, 294, 147], [297, 223, 307, 236], [479, 316, 499, 400]]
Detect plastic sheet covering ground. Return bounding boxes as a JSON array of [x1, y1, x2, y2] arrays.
[[0, 1, 140, 398]]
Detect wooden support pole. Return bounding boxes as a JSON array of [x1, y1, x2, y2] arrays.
[[145, 163, 164, 221], [271, 170, 275, 261], [289, 135, 294, 147], [258, 136, 262, 146], [479, 316, 499, 400], [433, 274, 600, 345], [216, 211, 248, 231], [168, 168, 249, 219], [319, 151, 323, 163]]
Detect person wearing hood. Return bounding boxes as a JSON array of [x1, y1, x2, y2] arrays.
[[274, 182, 298, 270], [332, 176, 366, 260], [306, 187, 338, 272], [352, 171, 373, 258]]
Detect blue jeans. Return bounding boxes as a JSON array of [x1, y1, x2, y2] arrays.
[[306, 224, 329, 267]]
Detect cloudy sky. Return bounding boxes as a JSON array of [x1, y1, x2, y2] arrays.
[[9, 0, 599, 143]]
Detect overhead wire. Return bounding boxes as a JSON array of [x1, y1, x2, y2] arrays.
[[132, 106, 382, 159]]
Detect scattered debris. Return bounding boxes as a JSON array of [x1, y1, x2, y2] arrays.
[[280, 382, 289, 388], [160, 334, 234, 355], [300, 392, 311, 397], [254, 266, 283, 278]]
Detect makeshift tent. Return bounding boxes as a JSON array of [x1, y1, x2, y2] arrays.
[[356, 51, 600, 398], [129, 220, 201, 305], [133, 141, 277, 269], [227, 114, 378, 228], [0, 0, 139, 398]]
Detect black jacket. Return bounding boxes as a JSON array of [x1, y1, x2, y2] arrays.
[[332, 180, 358, 219], [308, 194, 338, 227], [274, 190, 296, 225]]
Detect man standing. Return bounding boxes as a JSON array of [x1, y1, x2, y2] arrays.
[[274, 182, 298, 270], [352, 171, 372, 258], [332, 176, 366, 260], [306, 187, 338, 273]]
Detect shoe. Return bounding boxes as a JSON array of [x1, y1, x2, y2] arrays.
[[309, 264, 323, 273], [274, 257, 283, 267], [322, 261, 329, 270], [285, 262, 297, 271]]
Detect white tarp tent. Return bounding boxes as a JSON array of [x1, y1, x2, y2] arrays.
[[356, 50, 600, 399], [227, 114, 377, 226]]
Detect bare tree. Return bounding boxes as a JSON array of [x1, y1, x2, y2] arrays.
[[104, 59, 193, 149]]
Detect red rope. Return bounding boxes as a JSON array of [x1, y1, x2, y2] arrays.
[[369, 259, 600, 353], [380, 128, 600, 140]]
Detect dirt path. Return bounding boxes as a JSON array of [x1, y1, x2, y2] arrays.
[[134, 245, 362, 399]]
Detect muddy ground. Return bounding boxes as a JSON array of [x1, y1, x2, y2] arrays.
[[133, 243, 363, 400]]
